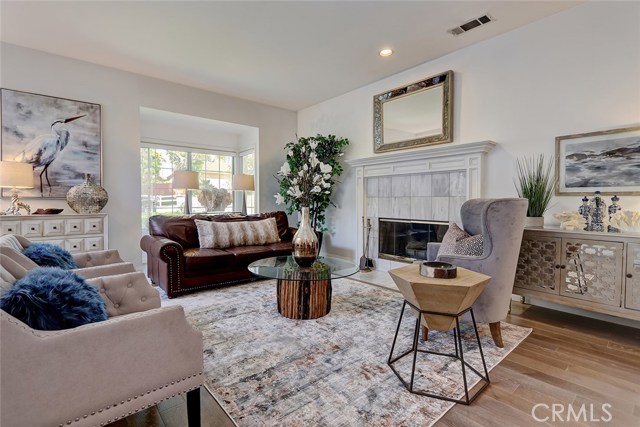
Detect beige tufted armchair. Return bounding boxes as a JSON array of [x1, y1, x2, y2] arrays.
[[0, 255, 204, 427], [1, 234, 136, 280]]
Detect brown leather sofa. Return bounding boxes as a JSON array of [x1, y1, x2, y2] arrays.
[[141, 211, 295, 298]]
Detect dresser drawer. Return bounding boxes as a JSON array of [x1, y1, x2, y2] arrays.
[[21, 220, 44, 238], [65, 218, 84, 235], [84, 218, 103, 234], [65, 238, 84, 253], [1, 221, 20, 235], [43, 220, 65, 237], [84, 236, 104, 251]]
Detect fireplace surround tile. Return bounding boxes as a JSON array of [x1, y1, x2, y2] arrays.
[[366, 197, 379, 218], [410, 174, 432, 197], [432, 197, 450, 221], [432, 173, 450, 196], [391, 176, 411, 197], [378, 177, 392, 197], [366, 177, 379, 197], [450, 171, 467, 196], [392, 197, 411, 218], [411, 197, 432, 220]]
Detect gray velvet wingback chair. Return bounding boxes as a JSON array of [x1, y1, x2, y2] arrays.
[[426, 198, 528, 347]]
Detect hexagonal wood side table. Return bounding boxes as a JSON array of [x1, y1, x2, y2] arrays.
[[388, 264, 492, 405]]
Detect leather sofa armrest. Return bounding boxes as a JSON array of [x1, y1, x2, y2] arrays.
[[0, 306, 203, 427], [86, 271, 161, 317], [287, 227, 298, 240], [73, 249, 125, 268], [141, 235, 185, 259]]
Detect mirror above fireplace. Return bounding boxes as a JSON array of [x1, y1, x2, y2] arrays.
[[373, 70, 453, 153]]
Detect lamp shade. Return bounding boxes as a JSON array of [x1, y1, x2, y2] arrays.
[[232, 174, 255, 191], [0, 161, 34, 189], [172, 170, 199, 190]]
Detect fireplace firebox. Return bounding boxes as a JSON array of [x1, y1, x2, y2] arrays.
[[379, 219, 448, 262]]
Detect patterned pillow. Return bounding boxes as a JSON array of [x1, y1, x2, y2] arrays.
[[437, 223, 484, 257], [195, 218, 281, 249]]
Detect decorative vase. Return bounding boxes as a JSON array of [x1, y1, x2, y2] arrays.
[[292, 206, 319, 267], [588, 191, 607, 232], [66, 173, 109, 214], [525, 216, 544, 228]]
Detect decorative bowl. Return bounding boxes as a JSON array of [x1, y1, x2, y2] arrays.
[[419, 261, 457, 279], [32, 208, 64, 215]]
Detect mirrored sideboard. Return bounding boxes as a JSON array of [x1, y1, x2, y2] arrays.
[[514, 227, 640, 321]]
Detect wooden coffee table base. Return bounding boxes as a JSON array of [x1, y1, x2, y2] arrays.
[[276, 278, 332, 320]]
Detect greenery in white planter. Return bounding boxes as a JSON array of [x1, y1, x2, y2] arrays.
[[514, 154, 555, 217], [274, 134, 349, 232]]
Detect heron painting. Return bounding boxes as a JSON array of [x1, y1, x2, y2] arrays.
[[1, 89, 101, 198]]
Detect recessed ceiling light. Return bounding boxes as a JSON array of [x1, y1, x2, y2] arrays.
[[379, 49, 393, 57]]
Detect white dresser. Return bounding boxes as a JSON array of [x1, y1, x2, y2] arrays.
[[0, 213, 108, 253]]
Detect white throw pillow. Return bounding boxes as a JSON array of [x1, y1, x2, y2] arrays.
[[195, 218, 281, 249]]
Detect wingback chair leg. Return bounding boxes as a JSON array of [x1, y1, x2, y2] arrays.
[[187, 388, 201, 427], [489, 322, 504, 348]]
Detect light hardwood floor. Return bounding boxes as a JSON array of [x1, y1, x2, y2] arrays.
[[112, 301, 640, 427]]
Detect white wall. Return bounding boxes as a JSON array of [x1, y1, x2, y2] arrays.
[[298, 2, 640, 261], [0, 43, 296, 267]]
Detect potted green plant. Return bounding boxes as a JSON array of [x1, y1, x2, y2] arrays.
[[274, 134, 349, 264], [514, 154, 555, 228]]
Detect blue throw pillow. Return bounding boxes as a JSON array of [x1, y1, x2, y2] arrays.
[[0, 267, 107, 330], [23, 242, 77, 269]]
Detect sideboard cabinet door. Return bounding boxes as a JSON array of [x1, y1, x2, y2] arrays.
[[514, 234, 561, 295], [625, 243, 640, 311], [560, 239, 623, 307]]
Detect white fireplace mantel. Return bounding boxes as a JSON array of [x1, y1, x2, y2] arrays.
[[347, 140, 496, 271]]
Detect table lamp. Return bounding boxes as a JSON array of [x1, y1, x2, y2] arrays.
[[232, 174, 255, 215], [0, 161, 34, 215], [172, 170, 199, 214]]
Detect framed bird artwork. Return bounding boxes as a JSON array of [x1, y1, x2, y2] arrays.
[[1, 88, 102, 199]]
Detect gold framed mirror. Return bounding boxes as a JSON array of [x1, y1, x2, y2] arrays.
[[373, 70, 453, 153]]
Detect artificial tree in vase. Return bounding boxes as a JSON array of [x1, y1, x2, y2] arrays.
[[274, 134, 349, 266]]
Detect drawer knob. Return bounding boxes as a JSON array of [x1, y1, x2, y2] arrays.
[[31, 227, 35, 231], [73, 225, 78, 229], [627, 273, 633, 279], [53, 226, 57, 230], [92, 225, 97, 228], [8, 228, 13, 232], [555, 264, 561, 269], [560, 265, 566, 269]]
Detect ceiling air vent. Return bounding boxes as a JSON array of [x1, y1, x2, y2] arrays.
[[448, 14, 495, 36]]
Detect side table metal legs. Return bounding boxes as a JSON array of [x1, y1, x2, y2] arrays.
[[388, 300, 490, 405]]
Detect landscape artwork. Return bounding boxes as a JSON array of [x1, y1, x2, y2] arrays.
[[1, 89, 101, 198], [556, 127, 640, 195]]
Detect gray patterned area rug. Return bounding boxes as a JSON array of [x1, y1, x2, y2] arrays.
[[164, 279, 532, 427]]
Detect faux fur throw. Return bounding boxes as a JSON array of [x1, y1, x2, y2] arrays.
[[23, 242, 77, 270], [195, 218, 281, 249], [0, 267, 107, 330]]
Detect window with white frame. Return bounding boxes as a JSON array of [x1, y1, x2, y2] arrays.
[[140, 144, 235, 235]]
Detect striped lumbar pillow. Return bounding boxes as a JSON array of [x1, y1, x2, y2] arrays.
[[195, 218, 281, 249]]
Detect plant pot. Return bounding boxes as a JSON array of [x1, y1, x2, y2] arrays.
[[525, 216, 544, 228]]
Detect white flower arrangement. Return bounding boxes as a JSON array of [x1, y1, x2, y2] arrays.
[[274, 135, 349, 231]]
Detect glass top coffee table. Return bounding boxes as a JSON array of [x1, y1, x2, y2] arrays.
[[248, 256, 359, 320]]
